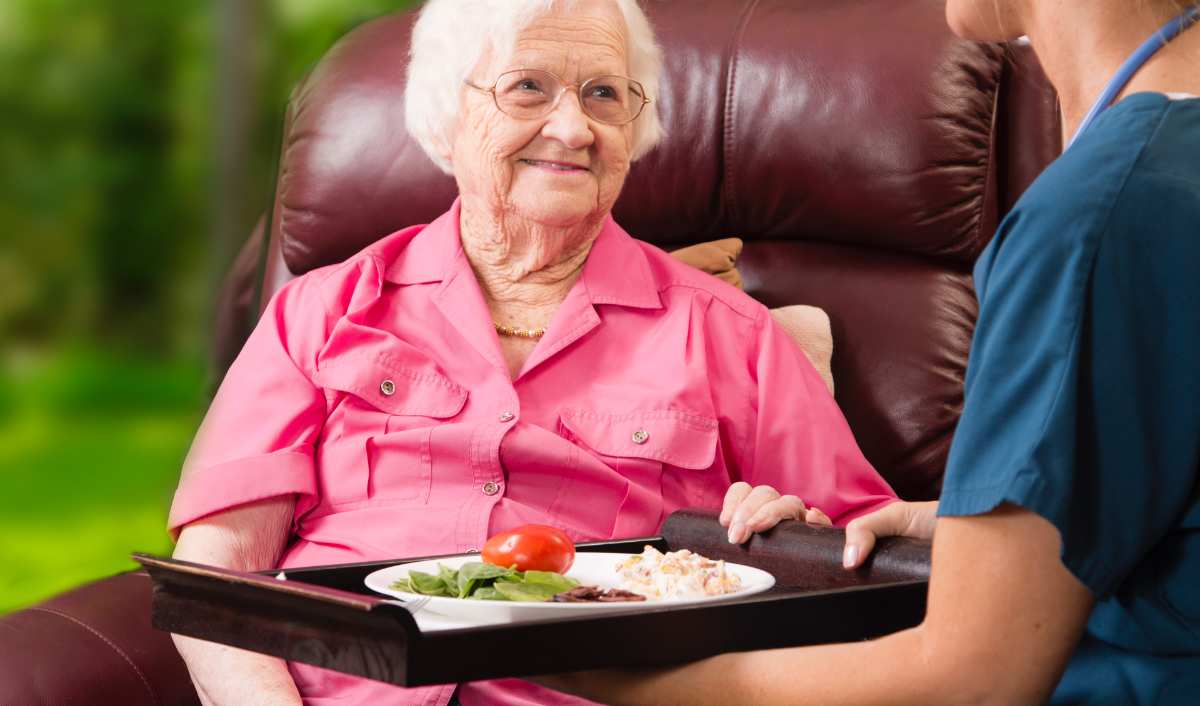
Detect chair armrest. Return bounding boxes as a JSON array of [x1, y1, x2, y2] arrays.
[[0, 571, 200, 706]]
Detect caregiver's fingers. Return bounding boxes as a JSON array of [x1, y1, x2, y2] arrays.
[[719, 482, 754, 527], [843, 501, 939, 569]]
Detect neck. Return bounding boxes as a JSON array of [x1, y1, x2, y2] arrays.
[[1025, 1, 1200, 140], [458, 201, 602, 326]]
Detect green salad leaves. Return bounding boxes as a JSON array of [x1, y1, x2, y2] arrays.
[[391, 562, 581, 602]]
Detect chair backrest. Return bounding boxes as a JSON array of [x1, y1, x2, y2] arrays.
[[226, 0, 1060, 501]]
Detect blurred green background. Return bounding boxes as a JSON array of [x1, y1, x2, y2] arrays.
[[0, 0, 420, 613]]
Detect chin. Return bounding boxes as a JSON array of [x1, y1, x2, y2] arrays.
[[513, 191, 605, 229], [945, 0, 1021, 42]]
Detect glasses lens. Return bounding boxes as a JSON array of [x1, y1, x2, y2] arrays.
[[494, 70, 562, 118], [582, 76, 645, 124]]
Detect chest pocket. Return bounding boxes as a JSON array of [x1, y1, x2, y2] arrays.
[[312, 354, 467, 506], [555, 408, 718, 538], [312, 354, 467, 418], [559, 408, 718, 470]]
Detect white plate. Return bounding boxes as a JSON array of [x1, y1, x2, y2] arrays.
[[365, 552, 775, 624]]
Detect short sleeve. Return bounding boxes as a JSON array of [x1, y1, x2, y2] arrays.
[[167, 276, 330, 535], [939, 101, 1200, 599], [740, 307, 897, 525]]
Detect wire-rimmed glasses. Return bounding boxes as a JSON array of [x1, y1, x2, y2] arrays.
[[464, 69, 651, 125]]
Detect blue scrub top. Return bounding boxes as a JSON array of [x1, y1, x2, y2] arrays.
[[938, 92, 1200, 704]]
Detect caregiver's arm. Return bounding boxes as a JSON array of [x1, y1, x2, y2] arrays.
[[171, 496, 302, 706], [545, 503, 1096, 706]]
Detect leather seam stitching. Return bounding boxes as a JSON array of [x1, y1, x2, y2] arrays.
[[28, 606, 161, 706], [723, 0, 762, 234]]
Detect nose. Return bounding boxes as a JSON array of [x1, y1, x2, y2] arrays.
[[540, 87, 594, 150]]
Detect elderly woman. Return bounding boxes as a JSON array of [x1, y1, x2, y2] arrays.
[[168, 0, 896, 704]]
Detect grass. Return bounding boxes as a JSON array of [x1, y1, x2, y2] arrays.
[[0, 349, 205, 613]]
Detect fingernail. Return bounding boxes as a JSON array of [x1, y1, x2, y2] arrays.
[[729, 521, 746, 544], [844, 545, 860, 569], [747, 514, 764, 526]]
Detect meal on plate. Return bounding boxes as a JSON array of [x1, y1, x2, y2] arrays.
[[616, 546, 743, 600], [390, 528, 744, 604]]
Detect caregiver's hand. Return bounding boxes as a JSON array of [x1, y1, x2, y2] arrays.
[[720, 482, 832, 544], [842, 500, 938, 569]]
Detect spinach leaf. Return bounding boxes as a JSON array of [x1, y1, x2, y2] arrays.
[[459, 562, 515, 582], [522, 570, 581, 593], [468, 586, 511, 601], [408, 570, 456, 597], [493, 580, 564, 602]]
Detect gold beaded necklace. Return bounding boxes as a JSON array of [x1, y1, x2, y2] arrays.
[[494, 322, 547, 339]]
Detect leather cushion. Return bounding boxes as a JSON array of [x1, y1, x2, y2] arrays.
[[739, 240, 977, 501], [0, 572, 200, 706]]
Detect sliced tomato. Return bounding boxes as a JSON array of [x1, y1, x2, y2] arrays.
[[482, 524, 575, 574]]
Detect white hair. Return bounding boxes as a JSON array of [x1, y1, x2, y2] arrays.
[[405, 0, 665, 175]]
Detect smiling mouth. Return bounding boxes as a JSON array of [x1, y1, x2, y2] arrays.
[[522, 159, 588, 171]]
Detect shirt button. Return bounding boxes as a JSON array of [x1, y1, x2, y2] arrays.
[[498, 412, 514, 422], [380, 380, 396, 395], [466, 549, 479, 554], [632, 430, 649, 444], [483, 482, 500, 496]]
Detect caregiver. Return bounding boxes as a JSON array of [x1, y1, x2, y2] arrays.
[[543, 0, 1200, 703]]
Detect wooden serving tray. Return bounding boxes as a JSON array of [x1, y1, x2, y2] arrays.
[[136, 507, 930, 686]]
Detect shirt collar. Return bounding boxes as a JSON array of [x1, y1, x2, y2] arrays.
[[382, 197, 662, 311], [382, 198, 464, 285], [577, 216, 662, 310]]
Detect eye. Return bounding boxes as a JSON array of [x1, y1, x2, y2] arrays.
[[586, 83, 619, 101]]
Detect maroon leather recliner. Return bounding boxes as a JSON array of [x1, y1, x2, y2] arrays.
[[0, 1, 1060, 703]]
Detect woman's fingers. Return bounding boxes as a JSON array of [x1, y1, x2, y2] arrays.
[[843, 501, 939, 569], [729, 487, 818, 544], [725, 485, 784, 543], [719, 482, 754, 527], [805, 507, 832, 526]]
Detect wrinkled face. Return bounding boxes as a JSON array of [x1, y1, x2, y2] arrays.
[[446, 0, 633, 229], [945, 0, 1025, 42]]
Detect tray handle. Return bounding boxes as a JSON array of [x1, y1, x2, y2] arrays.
[[660, 507, 931, 590]]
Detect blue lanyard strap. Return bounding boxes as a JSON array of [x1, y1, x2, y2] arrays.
[[1067, 3, 1200, 149]]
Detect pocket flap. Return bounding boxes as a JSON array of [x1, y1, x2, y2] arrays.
[[560, 408, 718, 470], [313, 354, 467, 418]]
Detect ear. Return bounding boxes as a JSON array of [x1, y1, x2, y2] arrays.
[[432, 133, 452, 164]]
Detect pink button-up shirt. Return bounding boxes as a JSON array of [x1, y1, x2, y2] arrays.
[[170, 200, 896, 706]]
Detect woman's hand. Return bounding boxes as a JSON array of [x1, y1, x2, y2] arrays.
[[720, 482, 832, 544], [842, 500, 938, 568]]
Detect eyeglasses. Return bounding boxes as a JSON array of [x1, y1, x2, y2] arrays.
[[464, 69, 651, 125]]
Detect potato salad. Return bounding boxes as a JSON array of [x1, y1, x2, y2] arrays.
[[616, 546, 743, 600]]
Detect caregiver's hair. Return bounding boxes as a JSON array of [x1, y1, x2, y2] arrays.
[[405, 0, 665, 175]]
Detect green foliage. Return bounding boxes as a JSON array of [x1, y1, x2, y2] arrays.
[[0, 349, 205, 612], [0, 0, 423, 612]]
